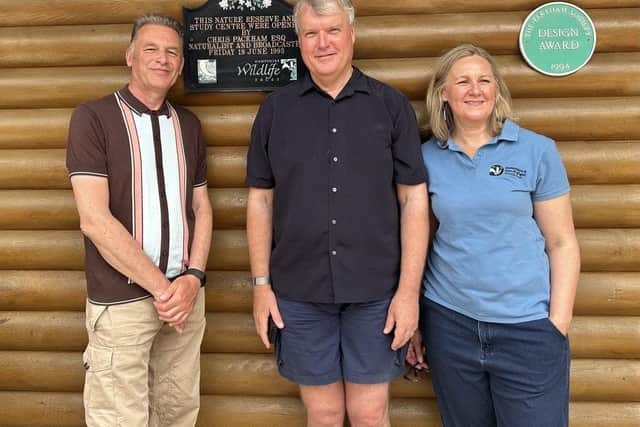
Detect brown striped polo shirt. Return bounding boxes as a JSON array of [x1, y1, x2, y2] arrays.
[[66, 86, 207, 305]]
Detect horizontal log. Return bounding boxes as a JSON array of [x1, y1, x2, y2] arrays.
[[1, 97, 639, 150], [559, 142, 640, 185], [1, 9, 637, 65], [0, 109, 70, 149], [570, 185, 640, 228], [354, 9, 639, 59], [577, 229, 640, 272], [0, 352, 637, 401], [0, 185, 634, 230], [0, 311, 264, 354], [0, 229, 248, 270], [417, 97, 640, 143], [568, 316, 640, 358], [0, 190, 78, 230], [359, 52, 640, 101], [1, 391, 638, 427], [510, 98, 640, 141], [0, 66, 267, 109], [0, 270, 254, 312], [0, 105, 257, 149], [0, 311, 637, 359], [3, 270, 637, 315], [0, 229, 636, 271], [1, 0, 637, 26], [569, 401, 640, 427], [0, 188, 247, 230], [0, 24, 128, 68], [0, 391, 84, 427], [574, 273, 640, 316], [0, 270, 88, 311], [206, 146, 248, 188], [2, 53, 639, 109], [2, 141, 640, 194], [0, 147, 249, 189], [350, 0, 640, 15], [201, 396, 442, 427]]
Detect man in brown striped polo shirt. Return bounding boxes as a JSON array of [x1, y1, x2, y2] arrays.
[[66, 14, 212, 427]]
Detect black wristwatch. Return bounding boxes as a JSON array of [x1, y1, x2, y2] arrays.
[[181, 268, 207, 287]]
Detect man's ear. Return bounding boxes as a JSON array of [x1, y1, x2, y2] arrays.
[[125, 46, 133, 67]]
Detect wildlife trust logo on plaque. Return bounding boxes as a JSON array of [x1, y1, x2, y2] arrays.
[[519, 2, 596, 77]]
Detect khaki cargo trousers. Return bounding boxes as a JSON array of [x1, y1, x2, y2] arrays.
[[82, 288, 206, 426]]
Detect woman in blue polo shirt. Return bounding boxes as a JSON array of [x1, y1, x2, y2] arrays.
[[408, 44, 581, 426]]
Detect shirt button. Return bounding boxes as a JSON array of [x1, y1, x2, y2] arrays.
[[331, 219, 337, 225], [331, 128, 337, 133], [331, 187, 338, 193], [332, 156, 339, 162], [331, 250, 337, 256]]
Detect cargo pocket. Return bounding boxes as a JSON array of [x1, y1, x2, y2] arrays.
[[82, 345, 114, 410]]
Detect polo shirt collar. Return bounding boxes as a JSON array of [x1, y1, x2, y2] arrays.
[[116, 85, 172, 117], [297, 67, 370, 99], [440, 119, 520, 151], [496, 119, 519, 143]]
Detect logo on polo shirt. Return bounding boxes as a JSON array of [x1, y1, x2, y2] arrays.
[[489, 164, 504, 176], [489, 164, 527, 178]]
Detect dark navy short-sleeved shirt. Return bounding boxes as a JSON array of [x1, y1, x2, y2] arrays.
[[246, 68, 427, 303]]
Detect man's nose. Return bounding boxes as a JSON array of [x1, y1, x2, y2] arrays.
[[318, 32, 329, 48], [156, 51, 169, 64]]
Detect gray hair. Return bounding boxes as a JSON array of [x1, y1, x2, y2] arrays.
[[130, 14, 183, 44], [293, 0, 355, 34], [424, 44, 515, 142]]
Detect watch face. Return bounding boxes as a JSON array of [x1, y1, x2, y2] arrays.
[[252, 276, 270, 286]]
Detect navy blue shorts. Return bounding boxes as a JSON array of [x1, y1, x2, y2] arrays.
[[274, 296, 408, 386], [420, 297, 570, 427]]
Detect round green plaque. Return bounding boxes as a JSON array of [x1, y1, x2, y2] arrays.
[[519, 2, 596, 77]]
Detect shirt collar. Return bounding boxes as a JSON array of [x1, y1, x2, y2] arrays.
[[496, 119, 519, 143], [439, 119, 520, 150], [116, 85, 172, 117], [297, 67, 370, 98]]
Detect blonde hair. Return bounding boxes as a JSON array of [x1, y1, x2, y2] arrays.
[[424, 44, 514, 142]]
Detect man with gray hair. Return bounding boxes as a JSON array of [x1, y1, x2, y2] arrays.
[[67, 14, 212, 426], [246, 0, 429, 425]]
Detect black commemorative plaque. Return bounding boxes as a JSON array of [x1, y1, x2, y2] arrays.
[[183, 0, 306, 92]]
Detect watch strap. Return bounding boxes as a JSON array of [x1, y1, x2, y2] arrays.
[[182, 268, 207, 287]]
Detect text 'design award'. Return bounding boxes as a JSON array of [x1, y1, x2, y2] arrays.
[[183, 0, 306, 92]]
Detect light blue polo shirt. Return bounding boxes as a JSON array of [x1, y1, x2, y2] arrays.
[[421, 119, 570, 323]]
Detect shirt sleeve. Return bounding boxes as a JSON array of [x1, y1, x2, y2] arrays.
[[390, 92, 428, 185], [532, 139, 570, 201], [245, 96, 275, 188], [194, 118, 208, 187], [66, 104, 108, 177]]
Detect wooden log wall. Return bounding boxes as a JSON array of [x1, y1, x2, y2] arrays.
[[0, 0, 638, 425]]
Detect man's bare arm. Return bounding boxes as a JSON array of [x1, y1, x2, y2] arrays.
[[70, 175, 170, 298]]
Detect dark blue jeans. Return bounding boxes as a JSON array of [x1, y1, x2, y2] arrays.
[[420, 297, 570, 427]]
